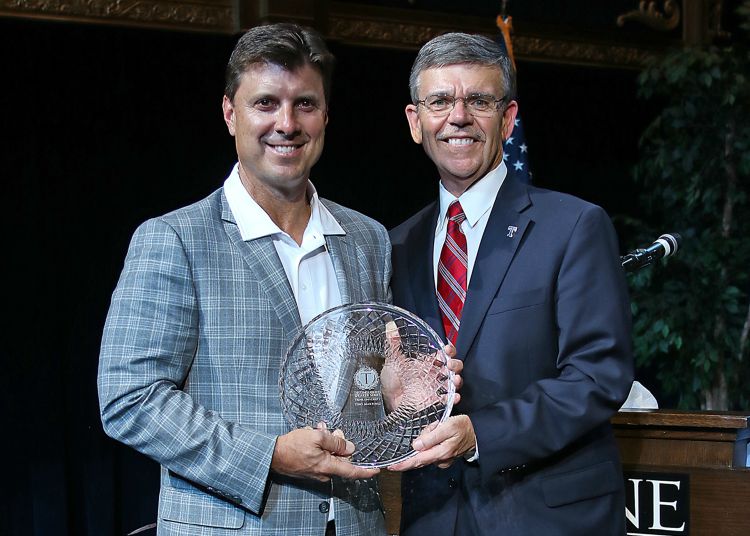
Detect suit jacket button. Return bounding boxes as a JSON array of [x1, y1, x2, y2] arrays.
[[448, 477, 457, 489], [319, 501, 330, 513]]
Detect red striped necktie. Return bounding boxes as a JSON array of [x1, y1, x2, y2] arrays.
[[437, 201, 467, 345]]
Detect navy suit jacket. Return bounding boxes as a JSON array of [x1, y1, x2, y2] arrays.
[[389, 176, 634, 536]]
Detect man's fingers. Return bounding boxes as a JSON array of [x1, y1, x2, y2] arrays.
[[412, 421, 440, 450], [452, 373, 463, 391], [387, 448, 440, 471], [444, 357, 463, 405], [272, 428, 381, 481], [413, 415, 475, 453], [328, 456, 380, 479], [318, 430, 355, 456], [446, 356, 462, 373], [387, 456, 422, 472], [310, 459, 379, 482]]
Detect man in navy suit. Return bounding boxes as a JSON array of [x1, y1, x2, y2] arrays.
[[388, 32, 634, 535]]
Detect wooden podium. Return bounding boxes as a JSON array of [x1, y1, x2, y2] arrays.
[[380, 410, 750, 535], [613, 410, 750, 536]]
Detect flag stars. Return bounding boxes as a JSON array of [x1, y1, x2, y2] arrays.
[[504, 116, 531, 183]]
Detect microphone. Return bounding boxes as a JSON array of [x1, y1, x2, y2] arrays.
[[621, 233, 682, 272]]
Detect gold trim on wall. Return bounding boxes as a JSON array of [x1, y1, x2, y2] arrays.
[[327, 13, 656, 68], [617, 0, 681, 32], [0, 0, 234, 32], [0, 0, 663, 68], [512, 34, 654, 68]]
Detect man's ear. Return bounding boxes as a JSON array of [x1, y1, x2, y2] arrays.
[[405, 104, 423, 144], [222, 95, 236, 136], [501, 100, 519, 141]]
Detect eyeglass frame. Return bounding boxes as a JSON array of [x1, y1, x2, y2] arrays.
[[415, 93, 508, 117]]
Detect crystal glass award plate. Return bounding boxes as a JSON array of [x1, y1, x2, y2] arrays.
[[280, 302, 455, 468]]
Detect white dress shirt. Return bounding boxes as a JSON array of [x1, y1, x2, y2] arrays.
[[224, 164, 344, 325], [433, 162, 508, 287]]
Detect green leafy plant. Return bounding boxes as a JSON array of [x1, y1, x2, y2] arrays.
[[625, 2, 750, 410]]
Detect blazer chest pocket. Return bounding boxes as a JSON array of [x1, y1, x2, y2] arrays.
[[487, 287, 548, 315], [160, 485, 245, 529]]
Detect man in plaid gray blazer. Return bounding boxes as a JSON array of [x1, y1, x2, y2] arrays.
[[98, 24, 390, 535]]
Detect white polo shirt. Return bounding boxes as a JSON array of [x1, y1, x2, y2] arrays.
[[224, 164, 344, 325]]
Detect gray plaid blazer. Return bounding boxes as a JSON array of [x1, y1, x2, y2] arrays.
[[98, 187, 391, 535]]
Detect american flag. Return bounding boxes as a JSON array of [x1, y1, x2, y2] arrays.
[[503, 115, 532, 184], [496, 13, 532, 184]]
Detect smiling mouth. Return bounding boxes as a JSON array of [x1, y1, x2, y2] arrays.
[[267, 144, 302, 154], [445, 138, 476, 146]]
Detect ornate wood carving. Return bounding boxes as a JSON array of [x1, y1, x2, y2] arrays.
[[512, 34, 654, 68], [617, 0, 681, 32], [0, 0, 234, 32], [328, 14, 655, 68], [328, 15, 438, 48], [0, 0, 668, 67]]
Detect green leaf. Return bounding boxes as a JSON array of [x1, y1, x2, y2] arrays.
[[630, 15, 750, 410]]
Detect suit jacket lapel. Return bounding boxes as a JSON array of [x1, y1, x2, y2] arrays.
[[455, 177, 532, 355], [220, 193, 302, 336], [407, 202, 445, 341], [325, 233, 361, 305]]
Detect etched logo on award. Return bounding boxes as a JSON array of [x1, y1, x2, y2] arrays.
[[354, 366, 379, 390], [353, 365, 382, 408]]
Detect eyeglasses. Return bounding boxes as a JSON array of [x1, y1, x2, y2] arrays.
[[416, 94, 507, 117]]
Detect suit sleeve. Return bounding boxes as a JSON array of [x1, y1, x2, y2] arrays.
[[98, 218, 275, 514], [469, 205, 634, 480]]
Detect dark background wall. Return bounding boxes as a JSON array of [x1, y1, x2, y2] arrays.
[[1, 15, 657, 535]]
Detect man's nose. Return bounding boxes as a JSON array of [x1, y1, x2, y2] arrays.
[[448, 98, 473, 125], [275, 103, 300, 135]]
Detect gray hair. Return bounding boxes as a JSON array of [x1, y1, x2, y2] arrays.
[[408, 32, 516, 103], [225, 23, 335, 103]]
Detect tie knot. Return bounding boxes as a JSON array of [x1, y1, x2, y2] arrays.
[[447, 201, 466, 224]]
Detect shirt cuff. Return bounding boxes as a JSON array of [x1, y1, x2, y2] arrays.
[[464, 441, 479, 462]]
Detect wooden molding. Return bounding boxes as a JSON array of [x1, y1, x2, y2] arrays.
[[325, 5, 657, 69], [0, 0, 235, 32], [507, 34, 655, 68], [617, 0, 681, 32], [0, 0, 664, 67]]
